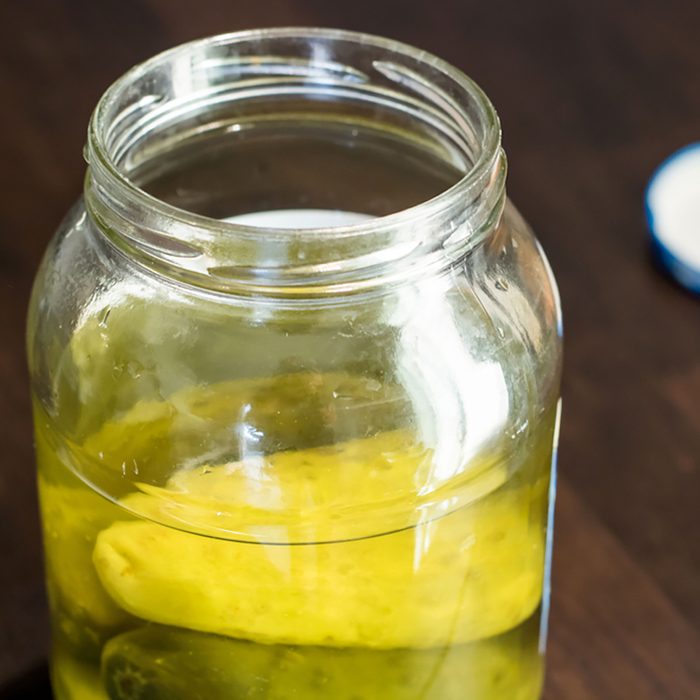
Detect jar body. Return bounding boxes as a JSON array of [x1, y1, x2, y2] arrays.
[[27, 30, 562, 700], [29, 201, 560, 700]]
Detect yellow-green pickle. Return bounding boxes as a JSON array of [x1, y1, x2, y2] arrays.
[[28, 29, 562, 700]]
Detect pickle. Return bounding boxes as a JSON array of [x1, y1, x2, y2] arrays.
[[77, 371, 410, 490], [101, 623, 542, 700], [67, 291, 398, 441], [102, 627, 271, 700], [121, 429, 445, 541], [39, 481, 126, 628], [93, 431, 542, 649], [36, 421, 134, 661], [52, 644, 109, 700]]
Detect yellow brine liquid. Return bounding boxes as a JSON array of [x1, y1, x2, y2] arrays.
[[35, 370, 556, 700]]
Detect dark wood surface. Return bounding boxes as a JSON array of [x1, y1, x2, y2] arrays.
[[1, 1, 699, 697]]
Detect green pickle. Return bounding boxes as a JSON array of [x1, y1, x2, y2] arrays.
[[51, 645, 109, 700], [93, 443, 542, 648], [36, 425, 135, 663], [38, 370, 553, 700], [101, 622, 542, 700]]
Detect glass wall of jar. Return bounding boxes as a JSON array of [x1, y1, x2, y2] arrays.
[[27, 29, 562, 700]]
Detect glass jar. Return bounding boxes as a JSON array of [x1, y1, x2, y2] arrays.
[[27, 29, 562, 700]]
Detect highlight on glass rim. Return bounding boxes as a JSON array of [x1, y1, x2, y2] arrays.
[[26, 28, 562, 700]]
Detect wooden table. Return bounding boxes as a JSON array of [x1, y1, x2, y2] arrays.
[[1, 1, 699, 697]]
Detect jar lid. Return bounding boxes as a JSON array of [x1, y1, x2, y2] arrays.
[[645, 143, 700, 293]]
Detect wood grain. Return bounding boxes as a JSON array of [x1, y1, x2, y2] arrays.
[[1, 0, 699, 697]]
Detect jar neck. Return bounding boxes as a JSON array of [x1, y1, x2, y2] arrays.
[[84, 28, 506, 297]]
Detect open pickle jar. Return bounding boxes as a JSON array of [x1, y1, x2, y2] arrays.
[[27, 29, 562, 700]]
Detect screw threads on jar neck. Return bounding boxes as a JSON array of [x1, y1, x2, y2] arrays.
[[85, 28, 505, 297]]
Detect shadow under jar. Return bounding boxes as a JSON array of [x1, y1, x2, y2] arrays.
[[27, 29, 563, 700]]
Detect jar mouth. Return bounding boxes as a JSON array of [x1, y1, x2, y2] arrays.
[[85, 28, 505, 295]]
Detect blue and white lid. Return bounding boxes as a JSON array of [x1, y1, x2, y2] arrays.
[[646, 143, 700, 294]]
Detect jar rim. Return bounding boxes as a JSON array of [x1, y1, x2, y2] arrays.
[[85, 28, 506, 294]]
